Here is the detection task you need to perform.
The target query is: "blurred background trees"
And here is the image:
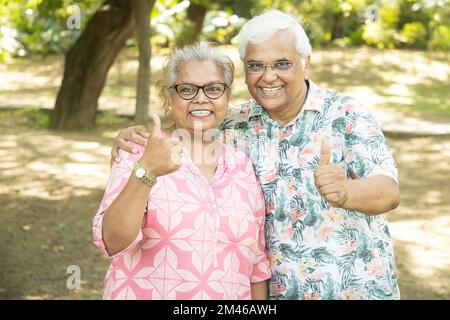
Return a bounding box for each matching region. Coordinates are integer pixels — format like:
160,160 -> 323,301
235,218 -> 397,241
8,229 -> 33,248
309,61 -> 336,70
2,0 -> 448,58
0,0 -> 449,129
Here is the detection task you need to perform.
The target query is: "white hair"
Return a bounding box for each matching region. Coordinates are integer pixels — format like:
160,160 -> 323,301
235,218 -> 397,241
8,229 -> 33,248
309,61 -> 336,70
166,41 -> 234,91
237,10 -> 312,68
160,41 -> 234,113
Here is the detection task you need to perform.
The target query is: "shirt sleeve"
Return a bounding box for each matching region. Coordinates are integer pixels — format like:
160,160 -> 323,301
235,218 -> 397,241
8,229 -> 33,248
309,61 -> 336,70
218,103 -> 252,154
343,98 -> 398,184
92,144 -> 146,259
246,158 -> 272,283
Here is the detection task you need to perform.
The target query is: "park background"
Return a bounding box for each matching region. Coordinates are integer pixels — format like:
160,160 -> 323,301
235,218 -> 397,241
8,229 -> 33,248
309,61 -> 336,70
0,0 -> 449,299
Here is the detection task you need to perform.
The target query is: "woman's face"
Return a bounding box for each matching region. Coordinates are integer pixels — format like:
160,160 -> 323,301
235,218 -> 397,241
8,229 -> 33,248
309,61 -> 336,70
170,60 -> 229,137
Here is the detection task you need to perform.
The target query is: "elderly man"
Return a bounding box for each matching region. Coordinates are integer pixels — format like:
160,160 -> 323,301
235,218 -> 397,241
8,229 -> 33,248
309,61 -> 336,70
110,10 -> 400,300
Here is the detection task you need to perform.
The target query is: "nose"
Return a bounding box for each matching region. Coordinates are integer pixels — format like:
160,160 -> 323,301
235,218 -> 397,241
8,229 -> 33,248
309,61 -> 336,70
261,66 -> 277,83
193,88 -> 209,103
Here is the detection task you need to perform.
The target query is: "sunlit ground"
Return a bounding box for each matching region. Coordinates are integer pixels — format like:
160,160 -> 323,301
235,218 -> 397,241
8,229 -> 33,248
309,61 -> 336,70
0,46 -> 448,121
0,47 -> 449,299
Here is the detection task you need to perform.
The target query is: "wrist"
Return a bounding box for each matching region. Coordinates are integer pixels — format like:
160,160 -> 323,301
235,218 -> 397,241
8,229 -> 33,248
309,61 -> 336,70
342,179 -> 357,210
133,162 -> 158,187
139,158 -> 159,178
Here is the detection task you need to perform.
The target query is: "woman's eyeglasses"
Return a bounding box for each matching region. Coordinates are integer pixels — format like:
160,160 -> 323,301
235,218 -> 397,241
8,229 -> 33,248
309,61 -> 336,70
245,60 -> 294,74
172,83 -> 228,100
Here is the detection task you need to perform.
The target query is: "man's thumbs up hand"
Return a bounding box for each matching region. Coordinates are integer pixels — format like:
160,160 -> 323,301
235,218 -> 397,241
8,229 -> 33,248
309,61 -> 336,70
319,139 -> 331,166
314,138 -> 349,208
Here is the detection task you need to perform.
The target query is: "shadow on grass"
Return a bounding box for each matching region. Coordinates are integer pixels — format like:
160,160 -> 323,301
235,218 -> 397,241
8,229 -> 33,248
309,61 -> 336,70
0,192 -> 109,300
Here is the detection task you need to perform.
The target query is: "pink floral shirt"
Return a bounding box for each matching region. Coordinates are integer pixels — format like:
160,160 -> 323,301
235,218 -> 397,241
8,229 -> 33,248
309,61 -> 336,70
93,142 -> 271,300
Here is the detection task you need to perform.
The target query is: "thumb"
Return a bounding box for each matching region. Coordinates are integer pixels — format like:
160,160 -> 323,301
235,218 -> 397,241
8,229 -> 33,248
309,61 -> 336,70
319,139 -> 331,166
149,113 -> 161,139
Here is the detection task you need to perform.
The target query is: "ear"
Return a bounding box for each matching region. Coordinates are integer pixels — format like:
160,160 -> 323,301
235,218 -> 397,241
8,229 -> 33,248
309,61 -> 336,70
304,55 -> 311,80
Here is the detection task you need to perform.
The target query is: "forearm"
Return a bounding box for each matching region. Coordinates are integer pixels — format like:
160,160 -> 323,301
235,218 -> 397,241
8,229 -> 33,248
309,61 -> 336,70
343,175 -> 400,215
102,176 -> 151,256
251,280 -> 268,300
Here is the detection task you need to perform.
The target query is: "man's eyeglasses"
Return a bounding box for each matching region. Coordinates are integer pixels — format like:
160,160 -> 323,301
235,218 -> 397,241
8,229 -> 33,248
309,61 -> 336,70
171,83 -> 228,100
245,61 -> 294,74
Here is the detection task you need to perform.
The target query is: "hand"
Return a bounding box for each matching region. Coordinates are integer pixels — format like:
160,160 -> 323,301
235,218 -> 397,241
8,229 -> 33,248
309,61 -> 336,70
314,139 -> 349,208
139,113 -> 183,178
110,125 -> 150,167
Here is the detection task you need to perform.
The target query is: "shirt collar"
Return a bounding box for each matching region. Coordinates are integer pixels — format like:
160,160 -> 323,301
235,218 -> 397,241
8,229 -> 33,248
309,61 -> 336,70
301,79 -> 324,114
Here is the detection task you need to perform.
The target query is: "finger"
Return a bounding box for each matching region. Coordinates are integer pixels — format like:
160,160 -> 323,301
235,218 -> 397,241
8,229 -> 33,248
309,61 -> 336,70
314,166 -> 336,178
111,141 -> 121,165
136,125 -> 150,138
325,192 -> 347,208
150,113 -> 162,138
315,179 -> 335,191
131,133 -> 148,146
117,138 -> 136,154
319,139 -> 331,166
324,192 -> 341,204
319,184 -> 343,196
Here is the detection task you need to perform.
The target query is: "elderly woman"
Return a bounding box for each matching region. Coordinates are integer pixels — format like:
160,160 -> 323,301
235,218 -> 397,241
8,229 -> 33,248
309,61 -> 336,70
92,41 -> 271,300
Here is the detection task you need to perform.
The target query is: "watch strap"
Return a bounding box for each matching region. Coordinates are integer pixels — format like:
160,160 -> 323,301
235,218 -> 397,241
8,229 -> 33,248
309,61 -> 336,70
133,162 -> 157,188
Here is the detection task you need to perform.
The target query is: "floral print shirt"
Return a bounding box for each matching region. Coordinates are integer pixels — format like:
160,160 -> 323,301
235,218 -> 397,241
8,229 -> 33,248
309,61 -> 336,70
219,80 -> 400,300
93,143 -> 271,300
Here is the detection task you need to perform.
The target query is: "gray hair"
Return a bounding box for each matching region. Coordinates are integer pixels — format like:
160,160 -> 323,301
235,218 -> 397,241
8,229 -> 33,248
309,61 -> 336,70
161,41 -> 234,113
237,10 -> 312,68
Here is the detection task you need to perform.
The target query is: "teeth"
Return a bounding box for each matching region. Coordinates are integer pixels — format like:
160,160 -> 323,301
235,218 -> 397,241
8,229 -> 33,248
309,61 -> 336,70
262,86 -> 283,93
190,110 -> 212,116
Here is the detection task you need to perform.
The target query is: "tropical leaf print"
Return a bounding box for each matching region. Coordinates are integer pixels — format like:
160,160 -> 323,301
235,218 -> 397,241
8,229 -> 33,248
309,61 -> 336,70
312,247 -> 337,265
219,81 -> 400,300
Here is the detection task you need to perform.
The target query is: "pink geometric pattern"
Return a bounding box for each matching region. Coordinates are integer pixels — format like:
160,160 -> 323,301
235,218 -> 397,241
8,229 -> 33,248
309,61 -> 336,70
93,142 -> 271,300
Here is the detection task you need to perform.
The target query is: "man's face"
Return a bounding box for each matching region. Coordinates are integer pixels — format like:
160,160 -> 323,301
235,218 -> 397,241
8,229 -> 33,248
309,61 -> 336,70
244,30 -> 308,120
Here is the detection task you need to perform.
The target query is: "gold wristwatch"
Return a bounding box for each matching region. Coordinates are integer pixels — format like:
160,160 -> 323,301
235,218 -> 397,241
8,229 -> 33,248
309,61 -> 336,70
133,162 -> 157,188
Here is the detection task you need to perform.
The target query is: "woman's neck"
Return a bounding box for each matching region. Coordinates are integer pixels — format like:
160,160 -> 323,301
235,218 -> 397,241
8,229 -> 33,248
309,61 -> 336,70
188,136 -> 222,166
168,126 -> 222,165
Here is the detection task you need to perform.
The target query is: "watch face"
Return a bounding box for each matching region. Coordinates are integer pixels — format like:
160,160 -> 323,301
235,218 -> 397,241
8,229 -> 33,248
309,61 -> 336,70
135,167 -> 145,178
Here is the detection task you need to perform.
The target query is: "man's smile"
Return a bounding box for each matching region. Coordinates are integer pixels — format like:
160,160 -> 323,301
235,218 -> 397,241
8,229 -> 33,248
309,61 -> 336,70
260,85 -> 285,96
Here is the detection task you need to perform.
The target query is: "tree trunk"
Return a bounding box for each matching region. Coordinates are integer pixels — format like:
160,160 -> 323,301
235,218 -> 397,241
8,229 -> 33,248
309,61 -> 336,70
50,0 -> 136,130
187,2 -> 208,43
134,0 -> 156,126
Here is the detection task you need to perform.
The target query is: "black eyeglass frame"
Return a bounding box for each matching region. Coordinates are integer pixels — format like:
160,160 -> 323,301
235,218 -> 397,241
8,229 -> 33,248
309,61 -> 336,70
171,83 -> 229,100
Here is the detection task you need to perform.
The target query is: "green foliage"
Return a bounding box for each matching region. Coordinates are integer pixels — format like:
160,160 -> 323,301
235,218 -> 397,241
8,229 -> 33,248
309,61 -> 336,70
2,107 -> 50,129
429,24 -> 450,51
380,1 -> 400,28
1,0 -> 101,57
348,28 -> 365,45
2,0 -> 448,56
399,22 -> 427,48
